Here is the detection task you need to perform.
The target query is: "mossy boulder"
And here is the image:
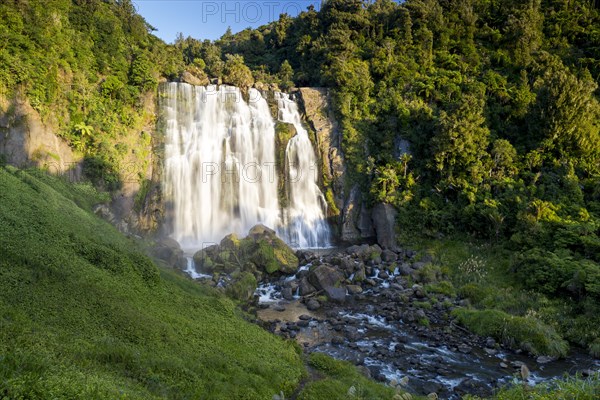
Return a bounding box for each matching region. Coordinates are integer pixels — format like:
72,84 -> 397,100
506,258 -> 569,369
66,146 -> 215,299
192,225 -> 298,278
226,271 -> 258,301
246,225 -> 299,275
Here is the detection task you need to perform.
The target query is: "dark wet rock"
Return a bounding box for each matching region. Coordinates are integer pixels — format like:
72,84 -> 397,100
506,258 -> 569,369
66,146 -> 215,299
308,264 -> 346,303
324,286 -> 347,303
365,279 -> 377,286
345,326 -> 362,342
347,284 -> 363,295
382,249 -> 397,262
454,378 -> 493,398
536,356 -> 556,364
582,369 -> 598,377
282,287 -> 294,300
297,320 -> 310,328
296,250 -> 316,264
458,344 -> 473,354
485,348 -> 498,356
398,263 -> 413,276
299,314 -> 312,321
353,266 -> 366,283
299,277 -> 317,296
273,305 -> 286,312
153,238 -> 186,268
346,243 -> 371,257
306,299 -> 321,311
485,337 -> 497,348
378,270 -> 390,280
423,381 -> 443,394
332,336 -> 345,345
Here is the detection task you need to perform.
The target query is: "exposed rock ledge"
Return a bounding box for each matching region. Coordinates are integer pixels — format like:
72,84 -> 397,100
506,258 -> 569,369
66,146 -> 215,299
0,98 -> 81,178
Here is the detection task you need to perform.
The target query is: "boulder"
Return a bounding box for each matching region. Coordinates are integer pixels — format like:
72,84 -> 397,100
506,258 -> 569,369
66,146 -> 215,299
225,271 -> 257,302
193,225 -> 298,276
382,249 -> 397,263
299,277 -> 317,296
372,203 -> 399,251
308,264 -> 346,303
153,238 -> 185,268
306,299 -> 321,311
346,284 -> 363,295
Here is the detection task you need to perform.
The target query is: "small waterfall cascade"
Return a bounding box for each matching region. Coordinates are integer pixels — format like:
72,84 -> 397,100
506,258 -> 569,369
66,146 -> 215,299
162,83 -> 280,248
276,92 -> 331,248
161,82 -> 330,249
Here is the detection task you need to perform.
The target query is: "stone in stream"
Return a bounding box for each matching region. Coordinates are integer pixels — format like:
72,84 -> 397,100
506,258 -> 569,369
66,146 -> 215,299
331,336 -> 345,345
378,270 -> 390,279
299,277 -> 317,296
346,284 -> 363,295
306,299 -> 321,311
536,355 -> 556,364
307,264 -> 347,303
282,287 -> 294,301
382,249 -> 397,262
458,344 -> 473,354
398,263 -> 413,276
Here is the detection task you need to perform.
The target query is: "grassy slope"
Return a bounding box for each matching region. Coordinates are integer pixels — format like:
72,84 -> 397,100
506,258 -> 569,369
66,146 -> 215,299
0,167 -> 304,399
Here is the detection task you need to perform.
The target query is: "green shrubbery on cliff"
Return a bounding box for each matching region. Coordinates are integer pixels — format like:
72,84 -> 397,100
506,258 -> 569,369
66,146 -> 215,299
0,0 -> 183,189
215,0 -> 600,355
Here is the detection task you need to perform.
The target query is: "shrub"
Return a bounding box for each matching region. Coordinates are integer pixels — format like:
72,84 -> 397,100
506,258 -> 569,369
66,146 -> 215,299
452,308 -> 569,357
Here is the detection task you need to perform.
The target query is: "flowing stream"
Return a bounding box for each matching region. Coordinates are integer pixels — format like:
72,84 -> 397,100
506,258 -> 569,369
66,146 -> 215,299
161,83 -> 330,249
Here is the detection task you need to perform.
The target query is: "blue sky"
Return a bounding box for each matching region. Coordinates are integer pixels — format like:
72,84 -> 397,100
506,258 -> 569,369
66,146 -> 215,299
134,1 -> 322,43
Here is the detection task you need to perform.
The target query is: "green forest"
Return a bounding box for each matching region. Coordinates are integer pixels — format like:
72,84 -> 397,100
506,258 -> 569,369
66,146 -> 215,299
175,0 -> 600,357
1,0 -> 600,398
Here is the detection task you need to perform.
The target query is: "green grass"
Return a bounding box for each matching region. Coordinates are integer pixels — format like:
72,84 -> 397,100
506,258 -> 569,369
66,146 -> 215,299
402,234 -> 600,356
452,308 -> 569,357
297,353 -> 399,400
0,167 -> 305,399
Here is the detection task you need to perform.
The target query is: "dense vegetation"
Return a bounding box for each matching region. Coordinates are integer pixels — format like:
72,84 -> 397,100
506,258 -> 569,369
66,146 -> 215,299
187,0 -> 600,357
1,0 -> 600,397
0,0 -> 183,189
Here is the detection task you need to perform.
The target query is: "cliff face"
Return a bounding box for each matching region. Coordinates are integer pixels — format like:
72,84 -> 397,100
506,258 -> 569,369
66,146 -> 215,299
0,97 -> 81,178
0,93 -> 161,237
297,88 -> 374,242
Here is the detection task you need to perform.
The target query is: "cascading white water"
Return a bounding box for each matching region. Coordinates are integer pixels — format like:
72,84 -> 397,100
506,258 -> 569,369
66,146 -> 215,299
276,92 -> 331,248
161,82 -> 330,249
162,83 -> 280,248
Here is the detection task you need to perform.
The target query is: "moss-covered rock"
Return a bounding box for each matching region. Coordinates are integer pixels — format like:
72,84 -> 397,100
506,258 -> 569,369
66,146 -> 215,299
193,225 -> 298,280
226,271 -> 258,301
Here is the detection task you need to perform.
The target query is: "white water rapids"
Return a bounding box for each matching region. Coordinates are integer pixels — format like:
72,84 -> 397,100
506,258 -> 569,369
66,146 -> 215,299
161,83 -> 330,249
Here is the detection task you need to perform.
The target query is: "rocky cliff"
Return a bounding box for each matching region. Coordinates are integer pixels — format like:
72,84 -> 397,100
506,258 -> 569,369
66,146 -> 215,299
0,96 -> 81,178
297,87 -> 375,243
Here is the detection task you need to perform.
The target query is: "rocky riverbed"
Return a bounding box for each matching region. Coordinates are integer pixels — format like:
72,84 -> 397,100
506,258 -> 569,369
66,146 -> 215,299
252,245 -> 600,399
156,227 -> 599,399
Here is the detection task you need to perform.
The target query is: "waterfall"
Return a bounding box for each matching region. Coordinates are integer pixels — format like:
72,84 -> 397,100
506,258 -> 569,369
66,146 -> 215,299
276,92 -> 331,248
161,82 -> 330,249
